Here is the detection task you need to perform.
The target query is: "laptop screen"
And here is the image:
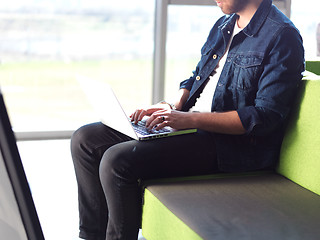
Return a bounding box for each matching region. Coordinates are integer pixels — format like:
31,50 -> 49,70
0,89 -> 44,240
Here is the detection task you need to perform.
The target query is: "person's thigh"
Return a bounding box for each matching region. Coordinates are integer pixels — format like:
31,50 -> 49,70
71,122 -> 133,166
103,129 -> 218,181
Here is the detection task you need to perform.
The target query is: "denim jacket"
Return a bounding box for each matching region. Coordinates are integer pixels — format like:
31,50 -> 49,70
180,0 -> 304,171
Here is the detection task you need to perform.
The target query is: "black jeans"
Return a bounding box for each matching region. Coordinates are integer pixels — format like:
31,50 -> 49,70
71,122 -> 218,240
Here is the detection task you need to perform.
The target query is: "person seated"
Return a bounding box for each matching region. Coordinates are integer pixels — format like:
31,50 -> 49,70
71,0 -> 304,239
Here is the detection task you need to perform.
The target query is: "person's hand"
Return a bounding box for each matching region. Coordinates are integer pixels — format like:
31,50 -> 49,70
145,109 -> 194,130
130,104 -> 171,124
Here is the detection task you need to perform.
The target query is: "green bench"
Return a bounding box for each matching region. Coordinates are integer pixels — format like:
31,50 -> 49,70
141,67 -> 320,239
306,61 -> 320,75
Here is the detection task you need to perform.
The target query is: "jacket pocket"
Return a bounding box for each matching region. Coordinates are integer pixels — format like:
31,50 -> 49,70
233,54 -> 263,90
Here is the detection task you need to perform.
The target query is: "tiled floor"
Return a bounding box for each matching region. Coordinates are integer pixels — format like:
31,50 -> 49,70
17,139 -> 147,240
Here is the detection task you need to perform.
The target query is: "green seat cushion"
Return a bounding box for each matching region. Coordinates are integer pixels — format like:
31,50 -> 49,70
142,174 -> 320,240
305,61 -> 320,75
142,189 -> 202,240
277,79 -> 320,195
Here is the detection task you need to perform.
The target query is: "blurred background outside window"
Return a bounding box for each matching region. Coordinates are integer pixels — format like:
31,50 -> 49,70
0,0 -> 319,132
0,0 -> 154,132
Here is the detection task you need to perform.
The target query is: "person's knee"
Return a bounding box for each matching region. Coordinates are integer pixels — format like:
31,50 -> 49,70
71,125 -> 88,155
99,144 -> 135,185
70,123 -> 100,162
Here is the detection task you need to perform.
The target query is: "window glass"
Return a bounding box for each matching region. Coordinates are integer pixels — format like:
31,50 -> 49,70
290,0 -> 320,58
165,5 -> 223,102
0,0 -> 154,131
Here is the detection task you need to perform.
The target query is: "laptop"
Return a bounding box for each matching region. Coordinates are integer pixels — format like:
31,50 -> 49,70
0,89 -> 45,240
77,76 -> 197,141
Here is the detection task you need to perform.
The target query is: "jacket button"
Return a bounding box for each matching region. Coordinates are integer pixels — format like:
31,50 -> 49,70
213,54 -> 217,59
196,76 -> 201,81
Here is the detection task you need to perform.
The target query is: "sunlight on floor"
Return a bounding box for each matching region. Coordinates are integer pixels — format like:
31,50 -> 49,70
17,139 -> 147,240
17,140 -> 79,240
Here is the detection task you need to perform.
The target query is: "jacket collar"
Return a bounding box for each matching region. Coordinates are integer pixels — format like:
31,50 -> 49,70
219,0 -> 272,37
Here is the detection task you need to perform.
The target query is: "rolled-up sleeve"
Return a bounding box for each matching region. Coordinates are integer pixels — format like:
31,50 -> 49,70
237,26 -> 304,136
180,66 -> 199,90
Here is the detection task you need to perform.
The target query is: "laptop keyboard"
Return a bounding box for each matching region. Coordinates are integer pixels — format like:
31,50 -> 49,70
131,119 -> 171,136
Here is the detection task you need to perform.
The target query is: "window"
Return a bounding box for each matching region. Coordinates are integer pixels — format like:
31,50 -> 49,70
165,5 -> 223,101
291,0 -> 320,58
0,0 -> 154,132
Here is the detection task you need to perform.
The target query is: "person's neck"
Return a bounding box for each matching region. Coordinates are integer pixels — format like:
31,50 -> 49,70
236,0 -> 263,29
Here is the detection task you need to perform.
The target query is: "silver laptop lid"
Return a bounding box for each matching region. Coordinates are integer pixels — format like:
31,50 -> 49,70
77,76 -> 138,140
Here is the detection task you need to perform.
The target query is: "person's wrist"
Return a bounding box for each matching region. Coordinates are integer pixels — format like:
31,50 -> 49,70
158,101 -> 177,110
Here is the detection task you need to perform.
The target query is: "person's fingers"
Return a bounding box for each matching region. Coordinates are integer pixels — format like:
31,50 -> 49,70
147,115 -> 166,130
137,110 -> 147,122
131,109 -> 142,123
154,116 -> 169,130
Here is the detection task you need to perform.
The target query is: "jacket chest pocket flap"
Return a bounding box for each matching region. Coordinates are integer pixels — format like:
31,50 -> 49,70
232,54 -> 264,90
233,54 -> 263,68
